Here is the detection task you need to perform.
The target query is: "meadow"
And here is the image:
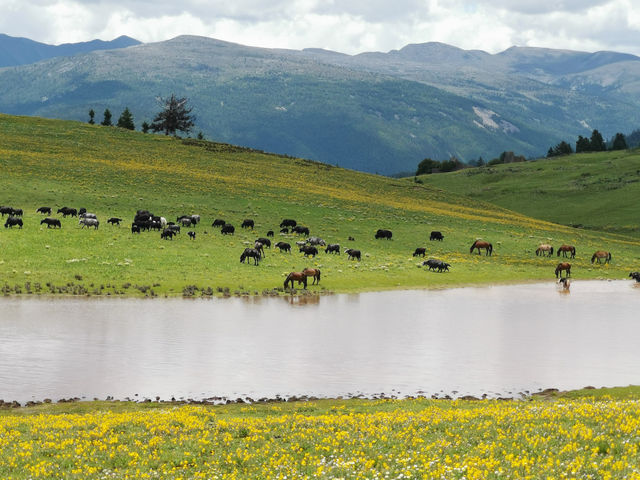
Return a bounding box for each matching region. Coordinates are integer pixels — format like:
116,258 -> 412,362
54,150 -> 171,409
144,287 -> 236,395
1,387 -> 640,479
418,150 -> 640,236
0,114 -> 639,296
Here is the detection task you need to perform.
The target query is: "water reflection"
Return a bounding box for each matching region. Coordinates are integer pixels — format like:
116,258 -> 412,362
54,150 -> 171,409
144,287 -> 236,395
0,280 -> 638,403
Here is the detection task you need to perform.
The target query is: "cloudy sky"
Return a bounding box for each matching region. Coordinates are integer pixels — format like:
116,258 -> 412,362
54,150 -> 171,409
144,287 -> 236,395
2,0 -> 639,55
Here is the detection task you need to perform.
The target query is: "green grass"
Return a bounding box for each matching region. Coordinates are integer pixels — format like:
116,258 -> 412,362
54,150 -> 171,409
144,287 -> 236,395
1,114 -> 639,297
418,150 -> 640,236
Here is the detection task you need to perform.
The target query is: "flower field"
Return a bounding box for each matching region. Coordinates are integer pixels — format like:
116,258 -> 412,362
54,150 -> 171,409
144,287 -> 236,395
0,114 -> 639,296
1,390 -> 640,479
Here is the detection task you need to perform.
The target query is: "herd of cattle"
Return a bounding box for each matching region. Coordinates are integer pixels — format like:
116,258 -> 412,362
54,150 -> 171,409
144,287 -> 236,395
2,205 -> 638,289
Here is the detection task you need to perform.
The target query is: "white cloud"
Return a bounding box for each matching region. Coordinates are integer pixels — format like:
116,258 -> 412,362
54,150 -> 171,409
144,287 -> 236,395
0,0 -> 638,56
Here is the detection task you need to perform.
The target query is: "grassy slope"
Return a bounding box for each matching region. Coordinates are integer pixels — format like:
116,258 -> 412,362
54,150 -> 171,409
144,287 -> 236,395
0,114 -> 639,297
418,150 -> 640,236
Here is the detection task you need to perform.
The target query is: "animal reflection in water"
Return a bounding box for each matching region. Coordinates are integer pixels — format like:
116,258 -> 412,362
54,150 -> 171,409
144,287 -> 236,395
557,277 -> 571,292
630,272 -> 640,283
555,262 -> 571,278
470,239 -> 492,256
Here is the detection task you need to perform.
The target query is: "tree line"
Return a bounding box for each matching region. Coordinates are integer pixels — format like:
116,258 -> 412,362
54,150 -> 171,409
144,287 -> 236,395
546,129 -> 628,157
87,94 -> 198,137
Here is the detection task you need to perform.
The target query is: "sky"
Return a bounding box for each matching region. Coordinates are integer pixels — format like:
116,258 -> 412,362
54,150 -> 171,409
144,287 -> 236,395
1,0 -> 640,56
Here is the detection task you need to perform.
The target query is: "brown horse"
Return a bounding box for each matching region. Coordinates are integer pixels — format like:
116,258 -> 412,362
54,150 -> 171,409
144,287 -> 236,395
557,244 -> 575,258
555,262 -> 571,278
536,244 -> 554,256
284,271 -> 307,289
470,240 -> 492,256
302,267 -> 321,285
591,251 -> 611,264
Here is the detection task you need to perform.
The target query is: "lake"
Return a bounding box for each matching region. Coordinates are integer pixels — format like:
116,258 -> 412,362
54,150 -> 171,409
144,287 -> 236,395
0,280 -> 638,403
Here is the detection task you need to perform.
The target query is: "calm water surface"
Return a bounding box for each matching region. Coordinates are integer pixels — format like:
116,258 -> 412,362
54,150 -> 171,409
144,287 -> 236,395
0,281 -> 639,403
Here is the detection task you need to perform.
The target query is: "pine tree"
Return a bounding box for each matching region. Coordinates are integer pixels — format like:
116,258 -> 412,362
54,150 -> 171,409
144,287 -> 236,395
101,109 -> 112,127
88,109 -> 95,125
611,132 -> 627,151
116,107 -> 135,130
141,121 -> 150,133
590,129 -> 606,151
150,94 -> 195,136
576,135 -> 590,153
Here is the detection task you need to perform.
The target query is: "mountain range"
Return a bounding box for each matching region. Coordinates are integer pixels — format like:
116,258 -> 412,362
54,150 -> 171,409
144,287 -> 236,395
0,34 -> 639,174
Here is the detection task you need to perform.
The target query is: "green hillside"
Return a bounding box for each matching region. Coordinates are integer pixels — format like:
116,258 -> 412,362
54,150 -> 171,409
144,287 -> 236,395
0,115 -> 638,297
417,150 -> 640,236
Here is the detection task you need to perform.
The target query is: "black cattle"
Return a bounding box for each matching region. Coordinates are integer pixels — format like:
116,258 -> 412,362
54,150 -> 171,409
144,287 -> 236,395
188,231 -> 196,240
280,219 -> 297,228
430,231 -> 444,241
267,230 -> 274,237
292,225 -> 310,236
275,241 -> 291,253
107,217 -> 122,226
413,247 -> 426,257
4,216 -> 23,228
375,229 -> 392,240
254,242 -> 265,258
137,209 -> 152,216
240,248 -> 261,265
280,227 -> 289,234
299,245 -> 318,257
57,207 -> 77,217
256,237 -> 271,248
161,229 -> 175,240
167,224 -> 181,234
0,206 -> 13,216
149,221 -> 163,231
135,213 -> 152,223
179,217 -> 193,227
345,248 -> 361,261
79,212 -> 97,220
212,219 -> 226,227
37,207 -> 52,215
325,244 -> 340,254
630,272 -> 640,282
348,236 -> 355,241
221,224 -> 235,235
40,217 -> 61,228
424,259 -> 450,272
241,219 -> 255,229
11,208 -> 23,217
131,223 -> 141,234
78,208 -> 87,216
307,236 -> 326,246
133,220 -> 151,231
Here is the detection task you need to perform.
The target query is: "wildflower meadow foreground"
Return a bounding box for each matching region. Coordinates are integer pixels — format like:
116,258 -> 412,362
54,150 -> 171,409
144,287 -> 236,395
1,391 -> 639,479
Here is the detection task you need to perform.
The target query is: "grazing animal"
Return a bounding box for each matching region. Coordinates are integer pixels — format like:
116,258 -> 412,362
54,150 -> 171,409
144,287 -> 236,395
348,236 -> 355,241
188,231 -> 196,240
221,224 -> 235,235
107,217 -> 122,226
79,218 -> 99,229
256,237 -> 271,248
591,251 -> 611,264
325,244 -> 340,254
267,230 -> 274,237
555,262 -> 571,278
240,248 -> 261,265
79,212 -> 97,220
284,271 -> 307,289
167,224 -> 181,234
275,241 -> 291,253
57,207 -> 77,217
11,208 -> 23,217
536,244 -> 554,257
424,259 -> 450,272
413,247 -> 426,257
292,225 -> 310,236
78,208 -> 87,216
557,245 -> 576,258
212,219 -> 226,227
36,207 -> 52,215
430,231 -> 444,241
307,236 -> 326,246
190,215 -> 200,224
280,227 -> 289,234
0,206 -> 13,216
299,245 -> 318,257
470,239 -> 493,256
280,219 -> 297,228
131,223 -> 141,234
241,219 -> 255,229
40,217 -> 61,228
179,217 -> 193,227
629,272 -> 640,282
4,216 -> 23,228
375,229 -> 393,239
254,242 -> 265,258
159,227 -> 169,238
345,248 -> 361,261
302,267 -> 321,285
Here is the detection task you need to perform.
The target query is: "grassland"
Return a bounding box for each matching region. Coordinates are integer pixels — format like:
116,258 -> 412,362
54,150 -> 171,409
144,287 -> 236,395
1,387 -> 640,479
0,114 -> 639,297
418,150 -> 640,236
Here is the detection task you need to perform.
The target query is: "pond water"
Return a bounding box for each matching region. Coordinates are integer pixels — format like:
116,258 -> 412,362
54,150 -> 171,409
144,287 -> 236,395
0,281 -> 639,403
